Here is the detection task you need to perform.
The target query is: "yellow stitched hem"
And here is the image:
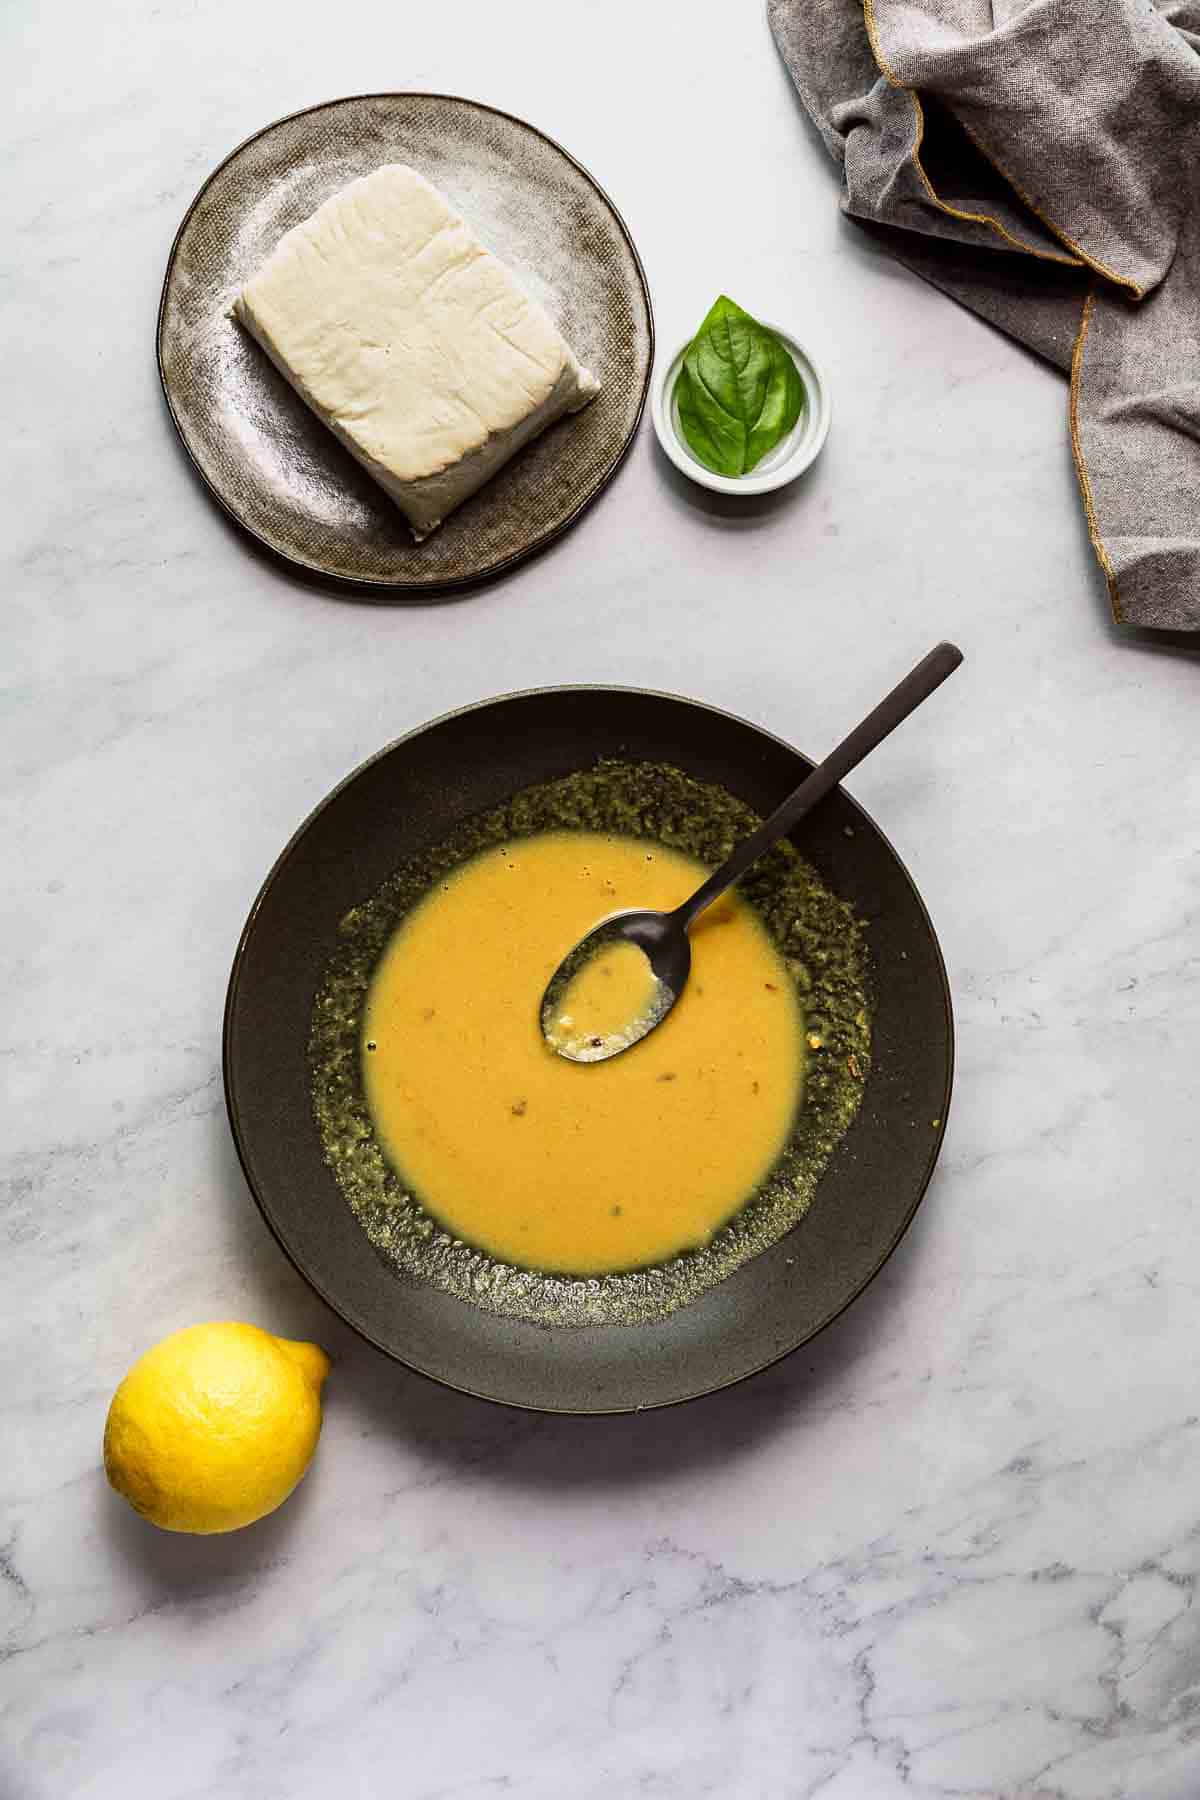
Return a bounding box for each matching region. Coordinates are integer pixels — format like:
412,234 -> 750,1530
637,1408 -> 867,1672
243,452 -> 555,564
907,93 -> 1081,270
1069,289 -> 1123,622
862,0 -> 899,78
956,115 -> 1143,299
861,0 -> 1143,298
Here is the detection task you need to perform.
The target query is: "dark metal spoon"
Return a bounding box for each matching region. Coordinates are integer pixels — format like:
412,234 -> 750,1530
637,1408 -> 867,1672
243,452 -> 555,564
541,641 -> 963,1063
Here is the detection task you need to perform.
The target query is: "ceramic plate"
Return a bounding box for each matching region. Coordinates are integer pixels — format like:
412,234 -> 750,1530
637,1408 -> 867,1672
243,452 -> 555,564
224,688 -> 954,1413
158,95 -> 653,594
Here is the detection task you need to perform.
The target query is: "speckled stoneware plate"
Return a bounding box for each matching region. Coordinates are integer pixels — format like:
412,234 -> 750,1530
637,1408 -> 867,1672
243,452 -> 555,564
224,688 -> 953,1414
158,95 -> 653,594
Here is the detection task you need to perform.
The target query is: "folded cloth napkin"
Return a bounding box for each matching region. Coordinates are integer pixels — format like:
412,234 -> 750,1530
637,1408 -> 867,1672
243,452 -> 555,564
770,0 -> 1200,630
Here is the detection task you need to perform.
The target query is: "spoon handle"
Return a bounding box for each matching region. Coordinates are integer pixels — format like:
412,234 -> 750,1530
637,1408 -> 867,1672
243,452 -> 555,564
674,640 -> 963,930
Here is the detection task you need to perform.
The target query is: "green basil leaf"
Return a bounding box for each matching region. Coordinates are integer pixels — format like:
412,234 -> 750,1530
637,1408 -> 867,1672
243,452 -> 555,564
675,295 -> 805,477
675,365 -> 740,477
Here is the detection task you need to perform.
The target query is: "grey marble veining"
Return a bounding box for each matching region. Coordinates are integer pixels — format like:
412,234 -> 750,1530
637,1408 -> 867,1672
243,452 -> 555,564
5,1 -> 1200,1795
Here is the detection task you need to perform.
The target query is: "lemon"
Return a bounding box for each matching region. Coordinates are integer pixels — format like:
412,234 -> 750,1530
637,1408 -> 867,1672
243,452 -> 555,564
103,1322 -> 330,1534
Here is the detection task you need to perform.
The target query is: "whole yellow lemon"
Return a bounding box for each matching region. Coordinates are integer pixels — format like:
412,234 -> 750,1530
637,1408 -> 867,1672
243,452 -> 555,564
104,1322 -> 330,1533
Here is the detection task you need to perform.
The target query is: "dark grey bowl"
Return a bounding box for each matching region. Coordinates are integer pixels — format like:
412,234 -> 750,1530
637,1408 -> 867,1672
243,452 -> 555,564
224,688 -> 953,1413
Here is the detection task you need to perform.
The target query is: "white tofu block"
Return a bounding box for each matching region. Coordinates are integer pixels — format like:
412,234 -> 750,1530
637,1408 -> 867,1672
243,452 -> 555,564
233,164 -> 600,538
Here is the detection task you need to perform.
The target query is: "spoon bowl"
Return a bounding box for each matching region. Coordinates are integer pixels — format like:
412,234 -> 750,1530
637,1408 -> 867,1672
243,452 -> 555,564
540,641 -> 963,1063
539,907 -> 691,1061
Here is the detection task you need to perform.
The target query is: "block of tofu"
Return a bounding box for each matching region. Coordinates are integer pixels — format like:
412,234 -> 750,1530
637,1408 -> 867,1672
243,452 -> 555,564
233,165 -> 601,539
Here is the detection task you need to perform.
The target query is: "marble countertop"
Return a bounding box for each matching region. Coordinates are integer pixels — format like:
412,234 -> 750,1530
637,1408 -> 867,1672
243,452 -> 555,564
6,3 -> 1200,1795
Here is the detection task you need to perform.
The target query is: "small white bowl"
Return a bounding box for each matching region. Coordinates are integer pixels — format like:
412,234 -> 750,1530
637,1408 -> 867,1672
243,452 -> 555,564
651,321 -> 831,496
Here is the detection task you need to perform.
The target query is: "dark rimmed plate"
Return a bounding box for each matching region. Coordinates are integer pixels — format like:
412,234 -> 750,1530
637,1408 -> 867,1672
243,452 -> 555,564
224,688 -> 953,1413
158,95 -> 653,595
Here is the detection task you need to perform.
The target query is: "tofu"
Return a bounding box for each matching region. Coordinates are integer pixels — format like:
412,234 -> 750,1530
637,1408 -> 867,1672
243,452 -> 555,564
233,164 -> 600,539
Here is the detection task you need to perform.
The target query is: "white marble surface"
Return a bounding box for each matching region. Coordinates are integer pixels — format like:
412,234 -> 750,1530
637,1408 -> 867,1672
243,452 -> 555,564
5,2 -> 1200,1795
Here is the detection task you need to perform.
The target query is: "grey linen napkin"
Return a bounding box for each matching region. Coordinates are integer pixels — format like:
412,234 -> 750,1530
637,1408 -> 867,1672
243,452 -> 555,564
769,0 -> 1200,631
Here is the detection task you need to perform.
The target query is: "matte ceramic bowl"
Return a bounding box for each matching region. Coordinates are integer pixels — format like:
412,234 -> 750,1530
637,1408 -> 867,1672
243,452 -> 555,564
224,687 -> 951,1414
652,323 -> 831,495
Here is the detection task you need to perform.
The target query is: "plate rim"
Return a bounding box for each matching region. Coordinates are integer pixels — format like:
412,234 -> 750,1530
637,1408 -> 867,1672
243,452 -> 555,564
157,92 -> 655,597
223,684 -> 955,1413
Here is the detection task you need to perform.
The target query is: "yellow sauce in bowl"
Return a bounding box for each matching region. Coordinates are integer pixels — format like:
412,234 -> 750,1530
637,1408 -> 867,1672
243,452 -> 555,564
361,831 -> 805,1274
544,937 -> 667,1061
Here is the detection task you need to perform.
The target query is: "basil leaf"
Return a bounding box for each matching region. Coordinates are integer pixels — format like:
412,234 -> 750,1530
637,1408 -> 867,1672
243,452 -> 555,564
675,295 -> 804,477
